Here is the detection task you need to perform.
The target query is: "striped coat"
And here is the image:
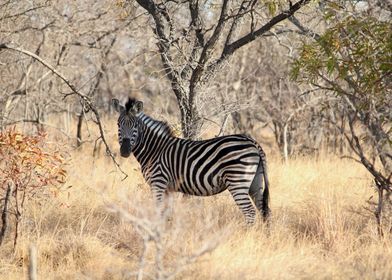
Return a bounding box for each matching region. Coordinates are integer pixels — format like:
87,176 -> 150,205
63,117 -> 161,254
113,98 -> 270,223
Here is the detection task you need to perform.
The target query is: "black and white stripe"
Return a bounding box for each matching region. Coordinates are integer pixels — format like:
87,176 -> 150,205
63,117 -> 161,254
112,98 -> 270,223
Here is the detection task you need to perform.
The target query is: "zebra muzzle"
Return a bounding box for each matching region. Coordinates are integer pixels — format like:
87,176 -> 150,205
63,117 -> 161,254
120,138 -> 132,157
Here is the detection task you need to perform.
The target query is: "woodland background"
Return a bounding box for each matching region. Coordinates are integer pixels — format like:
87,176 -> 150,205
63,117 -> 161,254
0,0 -> 391,279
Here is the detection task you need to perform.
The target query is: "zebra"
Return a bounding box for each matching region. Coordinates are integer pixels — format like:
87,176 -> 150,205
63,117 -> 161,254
112,97 -> 270,224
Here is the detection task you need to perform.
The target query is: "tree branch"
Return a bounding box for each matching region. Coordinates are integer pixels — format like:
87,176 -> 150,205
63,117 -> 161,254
189,0 -> 229,96
213,0 -> 311,68
180,0 -> 204,79
135,0 -> 187,104
340,113 -> 392,192
289,15 -> 320,40
0,43 -> 128,179
0,5 -> 47,21
224,0 -> 255,48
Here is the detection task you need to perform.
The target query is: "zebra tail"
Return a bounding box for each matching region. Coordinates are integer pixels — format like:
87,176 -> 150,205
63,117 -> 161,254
244,134 -> 271,220
261,164 -> 271,220
260,152 -> 270,220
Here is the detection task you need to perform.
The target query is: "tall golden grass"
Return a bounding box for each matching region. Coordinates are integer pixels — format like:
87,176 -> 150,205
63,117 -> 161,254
0,121 -> 391,279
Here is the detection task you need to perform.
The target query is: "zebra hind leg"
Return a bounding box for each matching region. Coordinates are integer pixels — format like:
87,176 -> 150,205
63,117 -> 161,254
249,171 -> 264,218
228,186 -> 256,225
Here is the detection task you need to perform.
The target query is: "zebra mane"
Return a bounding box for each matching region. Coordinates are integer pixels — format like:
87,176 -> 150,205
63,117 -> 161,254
125,97 -> 138,113
141,114 -> 175,137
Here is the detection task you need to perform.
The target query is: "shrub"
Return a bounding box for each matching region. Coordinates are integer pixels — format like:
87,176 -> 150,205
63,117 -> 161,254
0,128 -> 67,247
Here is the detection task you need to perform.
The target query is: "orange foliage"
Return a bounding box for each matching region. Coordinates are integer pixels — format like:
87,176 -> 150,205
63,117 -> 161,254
0,127 -> 67,200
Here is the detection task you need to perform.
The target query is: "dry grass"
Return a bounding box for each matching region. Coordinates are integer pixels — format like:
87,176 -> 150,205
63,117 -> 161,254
1,126 -> 391,279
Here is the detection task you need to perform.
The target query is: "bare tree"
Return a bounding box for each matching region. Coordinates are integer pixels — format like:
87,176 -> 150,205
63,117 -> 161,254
130,0 -> 311,138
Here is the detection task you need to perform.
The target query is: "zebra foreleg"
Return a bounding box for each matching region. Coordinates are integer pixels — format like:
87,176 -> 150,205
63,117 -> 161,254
228,186 -> 256,225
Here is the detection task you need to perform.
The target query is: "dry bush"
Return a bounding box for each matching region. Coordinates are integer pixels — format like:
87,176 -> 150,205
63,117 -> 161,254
109,194 -> 229,280
0,128 -> 67,247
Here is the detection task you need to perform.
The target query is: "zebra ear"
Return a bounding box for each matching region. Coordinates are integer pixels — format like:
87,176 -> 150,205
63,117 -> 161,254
111,98 -> 125,113
133,101 -> 143,115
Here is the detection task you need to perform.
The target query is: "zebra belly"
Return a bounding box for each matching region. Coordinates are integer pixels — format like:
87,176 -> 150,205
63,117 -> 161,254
173,163 -> 258,196
172,179 -> 226,196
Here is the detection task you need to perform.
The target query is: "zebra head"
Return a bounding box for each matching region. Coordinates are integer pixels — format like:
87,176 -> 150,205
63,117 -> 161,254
112,98 -> 144,158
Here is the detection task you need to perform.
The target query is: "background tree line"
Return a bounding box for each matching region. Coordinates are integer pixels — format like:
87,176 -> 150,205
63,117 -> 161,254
0,0 -> 339,156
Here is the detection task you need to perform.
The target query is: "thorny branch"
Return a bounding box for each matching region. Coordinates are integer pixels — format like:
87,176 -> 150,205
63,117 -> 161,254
0,43 -> 128,179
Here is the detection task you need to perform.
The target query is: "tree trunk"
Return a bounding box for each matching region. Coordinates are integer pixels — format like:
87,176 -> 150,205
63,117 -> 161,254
375,185 -> 384,237
178,98 -> 202,139
0,183 -> 13,246
283,121 -> 290,163
368,120 -> 392,175
76,112 -> 83,147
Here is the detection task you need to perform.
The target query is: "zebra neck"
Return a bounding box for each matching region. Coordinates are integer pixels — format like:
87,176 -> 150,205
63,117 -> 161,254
133,114 -> 173,168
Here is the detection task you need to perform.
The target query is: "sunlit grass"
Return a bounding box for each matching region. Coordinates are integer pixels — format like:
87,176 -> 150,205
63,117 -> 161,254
1,124 -> 390,279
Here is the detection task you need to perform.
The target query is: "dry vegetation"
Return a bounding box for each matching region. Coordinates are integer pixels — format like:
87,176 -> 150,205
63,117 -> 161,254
1,1 -> 391,279
0,121 -> 391,280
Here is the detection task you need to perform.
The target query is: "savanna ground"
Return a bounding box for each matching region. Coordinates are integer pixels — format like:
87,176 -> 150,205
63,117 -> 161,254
1,120 -> 391,280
